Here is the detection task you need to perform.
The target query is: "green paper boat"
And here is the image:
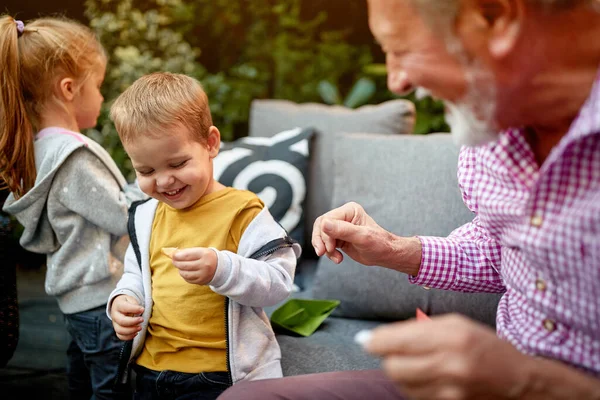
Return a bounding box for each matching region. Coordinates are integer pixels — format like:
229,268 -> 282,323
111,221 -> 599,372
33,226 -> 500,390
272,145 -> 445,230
270,298 -> 341,337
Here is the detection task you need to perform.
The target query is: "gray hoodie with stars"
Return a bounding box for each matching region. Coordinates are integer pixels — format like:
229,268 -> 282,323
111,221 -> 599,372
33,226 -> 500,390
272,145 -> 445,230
3,127 -> 146,314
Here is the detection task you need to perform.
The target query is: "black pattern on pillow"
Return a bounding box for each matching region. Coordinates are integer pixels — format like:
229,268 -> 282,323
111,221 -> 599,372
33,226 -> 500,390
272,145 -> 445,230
213,127 -> 314,247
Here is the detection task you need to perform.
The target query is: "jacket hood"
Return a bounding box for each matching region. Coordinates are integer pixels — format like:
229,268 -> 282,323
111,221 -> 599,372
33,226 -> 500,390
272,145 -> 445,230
3,132 -> 86,253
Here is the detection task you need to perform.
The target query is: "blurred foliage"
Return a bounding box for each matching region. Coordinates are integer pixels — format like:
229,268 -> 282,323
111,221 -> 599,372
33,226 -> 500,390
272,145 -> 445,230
362,63 -> 449,135
318,77 -> 377,109
84,0 -> 447,179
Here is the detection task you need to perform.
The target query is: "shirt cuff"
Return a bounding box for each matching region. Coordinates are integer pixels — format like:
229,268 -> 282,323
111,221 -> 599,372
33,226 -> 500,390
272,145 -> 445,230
208,248 -> 232,289
408,236 -> 457,290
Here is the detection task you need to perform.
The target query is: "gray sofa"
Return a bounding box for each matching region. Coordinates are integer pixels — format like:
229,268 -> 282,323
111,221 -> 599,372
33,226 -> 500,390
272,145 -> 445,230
248,99 -> 502,376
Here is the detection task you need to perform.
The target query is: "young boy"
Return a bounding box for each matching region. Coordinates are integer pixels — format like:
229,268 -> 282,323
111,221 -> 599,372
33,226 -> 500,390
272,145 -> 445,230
107,72 -> 300,400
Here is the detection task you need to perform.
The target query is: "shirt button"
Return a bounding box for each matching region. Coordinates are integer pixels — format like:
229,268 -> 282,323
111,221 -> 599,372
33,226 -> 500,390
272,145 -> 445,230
535,279 -> 547,291
543,319 -> 556,332
530,214 -> 543,227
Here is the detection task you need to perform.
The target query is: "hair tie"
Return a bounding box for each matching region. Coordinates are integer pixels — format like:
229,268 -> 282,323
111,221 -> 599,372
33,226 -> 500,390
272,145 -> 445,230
15,20 -> 24,37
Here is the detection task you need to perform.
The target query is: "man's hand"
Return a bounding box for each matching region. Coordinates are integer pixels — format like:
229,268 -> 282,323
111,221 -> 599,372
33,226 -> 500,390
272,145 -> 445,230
311,202 -> 421,275
365,314 -> 600,399
171,247 -> 218,285
110,295 -> 144,341
365,314 -> 530,400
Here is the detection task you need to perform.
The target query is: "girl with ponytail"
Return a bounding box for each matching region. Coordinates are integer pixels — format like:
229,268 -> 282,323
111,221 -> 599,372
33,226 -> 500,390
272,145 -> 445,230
0,15 -> 145,399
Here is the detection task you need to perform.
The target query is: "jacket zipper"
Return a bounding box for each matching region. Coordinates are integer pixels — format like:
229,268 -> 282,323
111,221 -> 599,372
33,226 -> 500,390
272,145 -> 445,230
113,199 -> 149,389
224,237 -> 296,385
224,297 -> 233,386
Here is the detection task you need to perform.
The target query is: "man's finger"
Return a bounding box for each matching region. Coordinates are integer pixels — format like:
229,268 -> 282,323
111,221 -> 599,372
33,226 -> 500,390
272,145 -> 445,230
321,223 -> 339,254
326,250 -> 344,264
381,354 -> 441,387
312,203 -> 364,255
322,219 -> 365,245
365,319 -> 442,356
312,217 -> 326,256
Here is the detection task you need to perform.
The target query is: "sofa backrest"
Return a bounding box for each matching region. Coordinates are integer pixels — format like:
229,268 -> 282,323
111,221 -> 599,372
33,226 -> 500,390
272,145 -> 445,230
248,99 -> 416,257
309,132 -> 501,326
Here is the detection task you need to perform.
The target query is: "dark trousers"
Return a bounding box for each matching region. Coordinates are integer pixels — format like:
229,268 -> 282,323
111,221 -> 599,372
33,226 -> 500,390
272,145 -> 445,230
64,305 -> 132,400
133,364 -> 230,400
216,370 -> 405,400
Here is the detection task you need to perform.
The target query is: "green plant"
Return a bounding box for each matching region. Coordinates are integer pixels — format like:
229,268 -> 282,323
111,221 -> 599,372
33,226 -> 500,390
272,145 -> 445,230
84,0 -> 377,178
318,77 -> 377,108
363,63 -> 449,134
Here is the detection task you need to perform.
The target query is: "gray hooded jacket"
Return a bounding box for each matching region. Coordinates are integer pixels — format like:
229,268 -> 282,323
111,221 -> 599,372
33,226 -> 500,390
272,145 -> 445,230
3,127 -> 146,314
108,197 -> 301,384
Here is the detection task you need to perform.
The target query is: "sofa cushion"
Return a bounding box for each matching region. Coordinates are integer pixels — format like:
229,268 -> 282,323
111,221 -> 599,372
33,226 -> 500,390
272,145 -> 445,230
214,127 -> 314,247
276,317 -> 382,376
249,100 -> 416,257
310,132 -> 502,326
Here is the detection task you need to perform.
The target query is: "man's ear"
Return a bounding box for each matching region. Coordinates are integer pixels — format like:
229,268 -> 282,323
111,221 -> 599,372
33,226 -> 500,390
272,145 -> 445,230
476,0 -> 523,59
206,126 -> 221,158
57,77 -> 76,102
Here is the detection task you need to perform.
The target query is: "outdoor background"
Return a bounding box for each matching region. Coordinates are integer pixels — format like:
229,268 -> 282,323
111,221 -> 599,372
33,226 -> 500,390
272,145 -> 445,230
2,0 -> 448,267
4,0 -> 447,180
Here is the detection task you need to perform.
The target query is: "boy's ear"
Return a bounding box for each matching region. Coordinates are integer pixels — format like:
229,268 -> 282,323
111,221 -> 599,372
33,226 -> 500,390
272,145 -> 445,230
57,77 -> 77,102
207,126 -> 221,158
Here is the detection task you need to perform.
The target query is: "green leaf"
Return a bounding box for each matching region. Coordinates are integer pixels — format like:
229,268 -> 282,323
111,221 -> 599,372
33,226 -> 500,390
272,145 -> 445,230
344,77 -> 376,108
362,63 -> 388,76
318,80 -> 341,105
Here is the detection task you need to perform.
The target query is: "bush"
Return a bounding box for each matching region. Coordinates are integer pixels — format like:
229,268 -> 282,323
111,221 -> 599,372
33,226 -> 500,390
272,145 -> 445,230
85,0 -> 448,179
85,0 -> 378,179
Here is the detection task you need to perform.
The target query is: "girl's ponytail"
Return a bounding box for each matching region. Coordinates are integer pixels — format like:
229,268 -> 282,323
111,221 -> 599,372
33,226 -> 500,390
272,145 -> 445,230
0,16 -> 36,199
0,15 -> 105,199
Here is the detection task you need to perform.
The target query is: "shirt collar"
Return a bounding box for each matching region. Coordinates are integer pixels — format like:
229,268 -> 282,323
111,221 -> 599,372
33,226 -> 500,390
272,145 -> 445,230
562,67 -> 600,143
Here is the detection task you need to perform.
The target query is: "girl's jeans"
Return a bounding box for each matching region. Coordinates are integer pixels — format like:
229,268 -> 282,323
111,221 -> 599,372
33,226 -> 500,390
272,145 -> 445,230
64,304 -> 132,400
133,364 -> 231,400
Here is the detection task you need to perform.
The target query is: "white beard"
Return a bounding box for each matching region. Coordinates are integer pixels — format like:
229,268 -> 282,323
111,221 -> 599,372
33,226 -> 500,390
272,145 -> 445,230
417,35 -> 500,148
415,86 -> 498,147
444,100 -> 498,147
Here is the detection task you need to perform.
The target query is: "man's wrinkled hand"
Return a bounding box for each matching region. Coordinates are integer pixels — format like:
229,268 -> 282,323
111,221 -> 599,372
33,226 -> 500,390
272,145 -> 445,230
365,314 -> 531,400
311,202 -> 390,266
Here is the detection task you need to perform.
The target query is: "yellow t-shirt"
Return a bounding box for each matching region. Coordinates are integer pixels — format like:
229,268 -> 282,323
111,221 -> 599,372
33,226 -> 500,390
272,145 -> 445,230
136,187 -> 264,373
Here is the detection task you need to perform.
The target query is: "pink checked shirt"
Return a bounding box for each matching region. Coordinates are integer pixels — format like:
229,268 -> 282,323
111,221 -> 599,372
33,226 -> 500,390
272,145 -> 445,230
411,75 -> 600,375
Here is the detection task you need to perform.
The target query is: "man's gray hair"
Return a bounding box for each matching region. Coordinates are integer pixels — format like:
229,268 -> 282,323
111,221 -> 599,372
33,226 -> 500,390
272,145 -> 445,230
412,0 -> 598,26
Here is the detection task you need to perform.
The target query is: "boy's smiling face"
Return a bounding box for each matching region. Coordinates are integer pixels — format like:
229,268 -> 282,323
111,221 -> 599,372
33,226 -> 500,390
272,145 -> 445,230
125,124 -> 222,209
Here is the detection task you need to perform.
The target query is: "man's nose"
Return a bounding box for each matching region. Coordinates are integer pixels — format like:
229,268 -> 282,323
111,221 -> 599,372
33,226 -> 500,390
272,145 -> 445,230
387,70 -> 414,96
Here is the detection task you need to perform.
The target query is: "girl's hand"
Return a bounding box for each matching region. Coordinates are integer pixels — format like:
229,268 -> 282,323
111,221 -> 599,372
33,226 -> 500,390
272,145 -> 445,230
171,247 -> 218,286
110,295 -> 144,341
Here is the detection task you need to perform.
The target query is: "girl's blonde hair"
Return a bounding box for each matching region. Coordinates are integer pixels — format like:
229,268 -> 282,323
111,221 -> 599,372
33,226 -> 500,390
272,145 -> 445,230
0,15 -> 106,198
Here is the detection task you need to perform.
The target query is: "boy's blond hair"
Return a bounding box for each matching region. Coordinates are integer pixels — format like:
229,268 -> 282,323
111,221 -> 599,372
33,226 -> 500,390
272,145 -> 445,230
110,72 -> 213,144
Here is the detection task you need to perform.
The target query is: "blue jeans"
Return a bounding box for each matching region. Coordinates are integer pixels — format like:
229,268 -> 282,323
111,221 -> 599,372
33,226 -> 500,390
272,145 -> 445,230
64,304 -> 132,400
133,365 -> 231,400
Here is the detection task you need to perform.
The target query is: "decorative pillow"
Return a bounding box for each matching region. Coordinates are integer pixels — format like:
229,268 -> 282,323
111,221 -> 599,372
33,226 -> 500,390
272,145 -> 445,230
310,132 -> 501,326
213,127 -> 314,248
248,99 -> 416,259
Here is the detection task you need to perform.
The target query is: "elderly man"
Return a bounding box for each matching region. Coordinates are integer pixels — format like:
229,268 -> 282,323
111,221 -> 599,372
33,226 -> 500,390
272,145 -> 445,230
218,0 -> 600,399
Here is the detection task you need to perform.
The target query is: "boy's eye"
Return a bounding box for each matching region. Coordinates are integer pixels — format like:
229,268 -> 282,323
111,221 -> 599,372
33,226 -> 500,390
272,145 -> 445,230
137,170 -> 154,176
171,161 -> 187,168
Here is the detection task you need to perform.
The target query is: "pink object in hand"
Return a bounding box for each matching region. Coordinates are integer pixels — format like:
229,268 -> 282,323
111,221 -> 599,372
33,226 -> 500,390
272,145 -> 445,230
416,308 -> 431,321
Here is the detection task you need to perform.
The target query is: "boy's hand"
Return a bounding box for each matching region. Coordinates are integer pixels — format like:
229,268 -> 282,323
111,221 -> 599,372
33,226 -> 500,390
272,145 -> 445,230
171,247 -> 218,285
110,295 -> 144,341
